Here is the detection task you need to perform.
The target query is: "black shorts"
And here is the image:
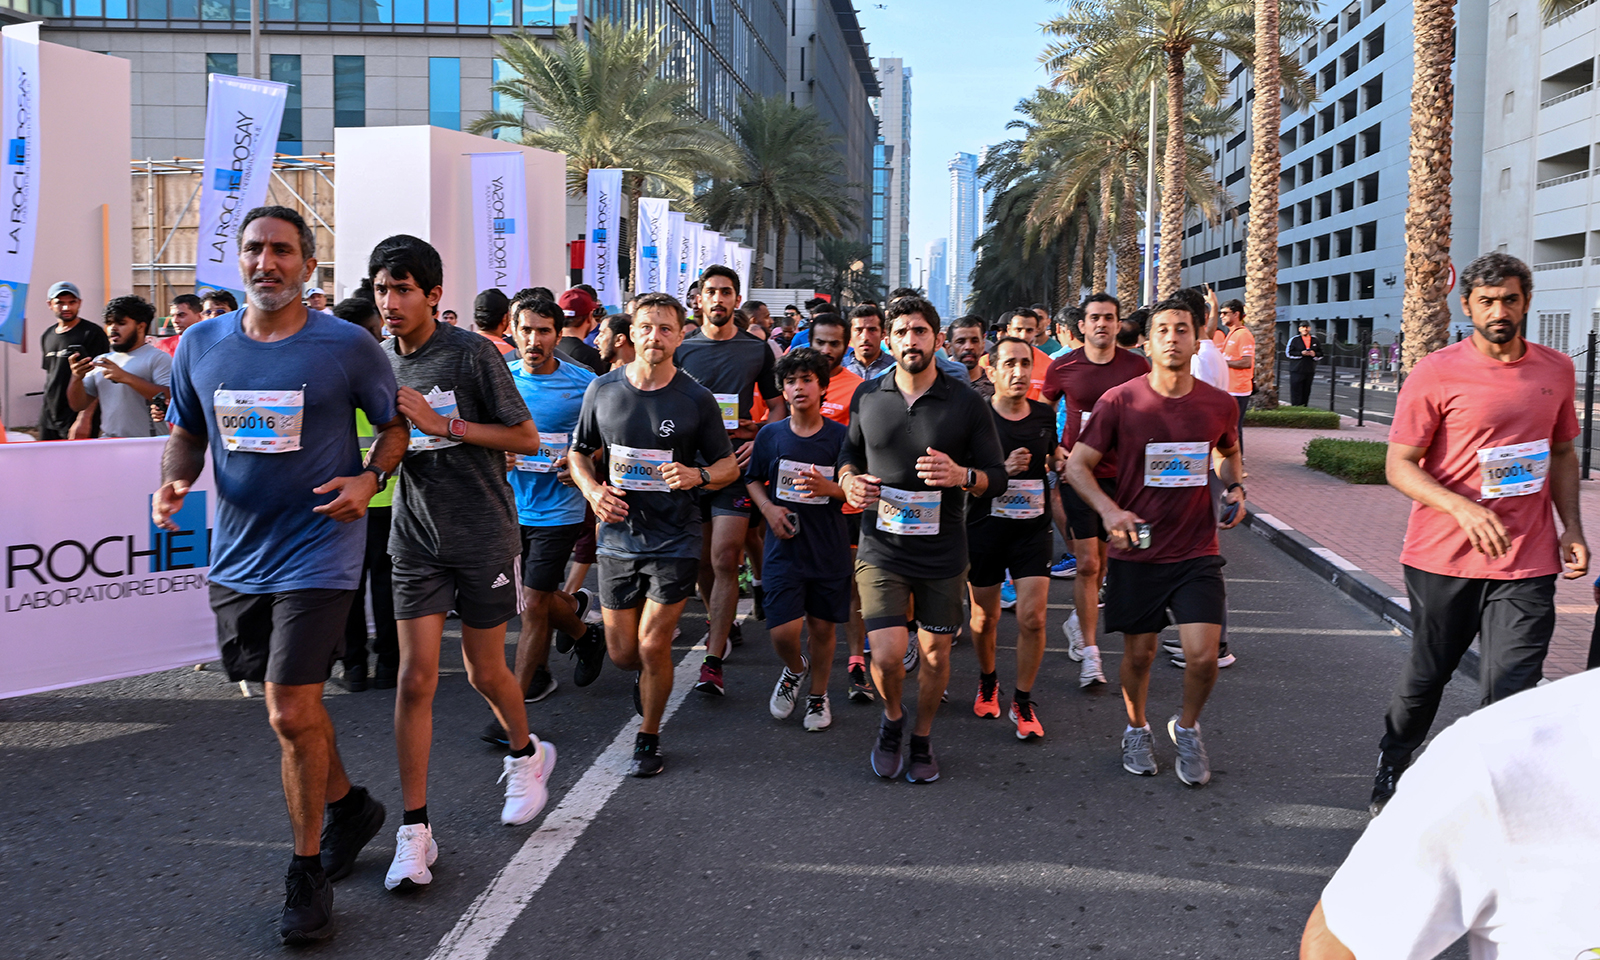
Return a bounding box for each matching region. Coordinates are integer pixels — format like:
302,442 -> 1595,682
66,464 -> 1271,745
967,522 -> 1052,587
847,511 -> 861,548
520,522 -> 587,592
570,504 -> 597,565
701,481 -> 755,521
210,584 -> 355,686
1103,555 -> 1227,635
764,573 -> 851,626
391,556 -> 522,629
1064,476 -> 1118,541
598,555 -> 700,608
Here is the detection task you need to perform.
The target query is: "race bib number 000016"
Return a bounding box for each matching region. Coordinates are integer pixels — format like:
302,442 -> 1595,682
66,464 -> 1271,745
214,389 -> 304,453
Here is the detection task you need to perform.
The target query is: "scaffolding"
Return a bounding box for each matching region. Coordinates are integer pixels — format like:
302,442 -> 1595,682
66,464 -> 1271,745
132,154 -> 337,309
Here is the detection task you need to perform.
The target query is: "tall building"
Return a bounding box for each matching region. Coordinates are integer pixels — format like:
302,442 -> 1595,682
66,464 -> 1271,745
926,238 -> 949,318
872,57 -> 911,289
947,151 -> 978,314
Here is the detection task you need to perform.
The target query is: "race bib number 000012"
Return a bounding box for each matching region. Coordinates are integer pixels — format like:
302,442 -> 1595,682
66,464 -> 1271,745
1144,442 -> 1209,488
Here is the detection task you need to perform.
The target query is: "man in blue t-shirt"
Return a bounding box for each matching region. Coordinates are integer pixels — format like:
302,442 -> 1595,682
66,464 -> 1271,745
745,348 -> 852,733
154,206 -> 406,944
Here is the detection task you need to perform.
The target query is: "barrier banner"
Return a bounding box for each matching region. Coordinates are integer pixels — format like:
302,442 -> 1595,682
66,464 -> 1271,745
195,73 -> 287,301
669,212 -> 689,302
583,168 -> 623,312
634,197 -> 671,295
730,245 -> 752,297
700,229 -> 722,271
0,23 -> 41,346
684,222 -> 705,297
469,152 -> 530,298
1,438 -> 219,699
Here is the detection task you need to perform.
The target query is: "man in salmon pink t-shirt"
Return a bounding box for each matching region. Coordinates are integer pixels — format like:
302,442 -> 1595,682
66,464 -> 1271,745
1369,252 -> 1588,818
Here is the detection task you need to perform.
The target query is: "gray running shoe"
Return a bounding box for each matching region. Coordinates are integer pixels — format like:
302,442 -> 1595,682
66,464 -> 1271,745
1167,716 -> 1211,786
905,741 -> 940,784
1121,725 -> 1158,776
870,714 -> 906,779
769,661 -> 807,719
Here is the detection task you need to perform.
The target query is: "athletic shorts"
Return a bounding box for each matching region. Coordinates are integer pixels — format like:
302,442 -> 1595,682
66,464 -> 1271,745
1064,476 -> 1118,541
391,556 -> 522,629
597,555 -> 700,608
570,505 -> 597,565
1103,555 -> 1226,635
855,560 -> 968,635
967,522 -> 1052,587
210,584 -> 354,686
520,522 -> 586,593
764,573 -> 851,626
847,511 -> 861,548
701,480 -> 756,521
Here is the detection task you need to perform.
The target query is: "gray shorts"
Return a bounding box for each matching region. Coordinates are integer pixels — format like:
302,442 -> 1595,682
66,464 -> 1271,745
391,556 -> 522,629
210,584 -> 355,686
597,555 -> 700,609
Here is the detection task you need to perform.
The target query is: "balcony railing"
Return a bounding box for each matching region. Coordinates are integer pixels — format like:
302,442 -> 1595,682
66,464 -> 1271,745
1537,170 -> 1591,189
1534,258 -> 1585,271
1545,0 -> 1597,24
1541,82 -> 1593,108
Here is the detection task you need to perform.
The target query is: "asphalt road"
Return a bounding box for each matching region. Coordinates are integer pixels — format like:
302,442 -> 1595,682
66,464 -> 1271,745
0,527 -> 1478,960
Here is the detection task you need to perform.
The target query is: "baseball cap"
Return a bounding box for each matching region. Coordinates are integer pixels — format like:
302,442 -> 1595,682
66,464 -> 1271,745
557,288 -> 598,320
303,284 -> 323,297
47,281 -> 81,300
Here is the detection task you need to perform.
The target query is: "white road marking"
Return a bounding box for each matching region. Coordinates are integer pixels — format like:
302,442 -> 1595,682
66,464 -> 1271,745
427,645 -> 705,960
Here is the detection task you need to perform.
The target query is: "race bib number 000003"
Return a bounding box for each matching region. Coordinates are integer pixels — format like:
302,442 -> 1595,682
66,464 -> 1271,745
876,485 -> 941,535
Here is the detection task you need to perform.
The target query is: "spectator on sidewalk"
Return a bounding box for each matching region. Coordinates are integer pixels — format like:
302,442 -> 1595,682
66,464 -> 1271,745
66,296 -> 172,439
1285,320 -> 1322,407
1220,298 -> 1255,452
1370,251 -> 1588,817
557,288 -> 607,375
441,308 -> 458,326
39,281 -> 109,440
304,286 -> 328,313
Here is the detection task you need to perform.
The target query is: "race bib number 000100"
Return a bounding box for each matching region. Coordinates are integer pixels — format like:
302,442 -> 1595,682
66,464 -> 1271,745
777,459 -> 834,504
514,432 -> 569,473
714,393 -> 739,430
1478,438 -> 1550,499
1144,441 -> 1209,488
609,444 -> 672,492
991,478 -> 1045,519
409,388 -> 461,452
214,389 -> 304,453
876,485 -> 941,535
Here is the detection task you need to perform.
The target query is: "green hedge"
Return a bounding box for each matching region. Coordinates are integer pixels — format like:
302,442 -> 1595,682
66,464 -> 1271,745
1304,438 -> 1388,484
1245,406 -> 1342,429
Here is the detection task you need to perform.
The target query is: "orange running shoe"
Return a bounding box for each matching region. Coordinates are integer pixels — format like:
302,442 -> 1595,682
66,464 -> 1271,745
1010,700 -> 1043,740
973,682 -> 1000,718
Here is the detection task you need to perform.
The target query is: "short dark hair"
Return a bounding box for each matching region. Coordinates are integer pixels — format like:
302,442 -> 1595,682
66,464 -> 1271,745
886,295 -> 940,330
1173,288 -> 1207,326
804,297 -> 830,312
512,297 -> 562,328
947,315 -> 987,340
887,287 -> 921,302
633,292 -> 687,327
1054,305 -> 1084,340
784,304 -> 802,313
731,308 -> 750,331
997,310 -> 1018,329
1297,320 -> 1311,328
474,288 -> 510,330
1460,252 -> 1534,298
775,347 -> 832,392
575,283 -> 599,299
170,293 -> 204,313
987,335 -> 1034,367
513,286 -> 555,303
743,299 -> 766,313
1123,308 -> 1149,335
104,295 -> 156,329
603,313 -> 632,340
368,234 -> 444,295
1082,292 -> 1121,316
809,313 -> 848,338
849,303 -> 885,326
1149,296 -> 1200,331
700,264 -> 740,295
201,289 -> 238,311
239,205 -> 315,260
1222,299 -> 1245,316
332,296 -> 380,325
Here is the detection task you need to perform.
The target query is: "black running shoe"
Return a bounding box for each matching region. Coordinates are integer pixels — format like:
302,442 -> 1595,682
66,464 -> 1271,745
752,583 -> 766,621
279,861 -> 334,944
372,660 -> 397,689
339,661 -> 368,693
573,625 -> 606,687
728,621 -> 744,648
556,592 -> 591,654
630,736 -> 664,777
320,787 -> 386,883
1369,753 -> 1409,817
481,720 -> 510,747
524,665 -> 558,703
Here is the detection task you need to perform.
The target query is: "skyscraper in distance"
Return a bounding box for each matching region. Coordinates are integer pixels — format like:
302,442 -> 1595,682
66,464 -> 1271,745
947,152 -> 978,315
926,238 -> 950,319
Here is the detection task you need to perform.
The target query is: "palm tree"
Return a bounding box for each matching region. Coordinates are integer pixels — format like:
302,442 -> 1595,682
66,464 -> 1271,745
697,94 -> 860,288
1398,0 -> 1456,371
800,238 -> 883,307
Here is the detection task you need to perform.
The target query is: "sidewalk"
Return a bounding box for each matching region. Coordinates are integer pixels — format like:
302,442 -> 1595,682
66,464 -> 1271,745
1239,421 -> 1596,679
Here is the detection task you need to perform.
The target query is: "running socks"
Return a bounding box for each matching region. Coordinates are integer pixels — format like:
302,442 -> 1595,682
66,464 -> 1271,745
1014,688 -> 1030,707
704,654 -> 724,669
327,787 -> 365,816
291,853 -> 324,876
403,805 -> 429,826
509,737 -> 539,759
979,671 -> 998,693
909,734 -> 931,754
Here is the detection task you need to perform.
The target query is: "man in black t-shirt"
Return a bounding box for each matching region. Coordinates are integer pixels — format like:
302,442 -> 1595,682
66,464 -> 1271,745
556,288 -> 607,375
571,292 -> 738,777
38,281 -> 109,439
966,338 -> 1064,741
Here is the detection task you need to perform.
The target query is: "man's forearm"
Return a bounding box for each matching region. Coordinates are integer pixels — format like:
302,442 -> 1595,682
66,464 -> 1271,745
570,451 -> 602,498
1064,458 -> 1118,518
121,373 -> 167,402
1550,446 -> 1583,533
161,426 -> 207,485
368,420 -> 408,473
1387,453 -> 1472,516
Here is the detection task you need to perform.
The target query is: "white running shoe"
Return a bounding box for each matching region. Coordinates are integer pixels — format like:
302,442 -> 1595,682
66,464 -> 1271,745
769,660 -> 808,720
384,823 -> 438,891
902,643 -> 920,674
500,739 -> 558,826
1079,645 -> 1106,687
1063,611 -> 1086,661
803,694 -> 833,732
576,587 -> 603,626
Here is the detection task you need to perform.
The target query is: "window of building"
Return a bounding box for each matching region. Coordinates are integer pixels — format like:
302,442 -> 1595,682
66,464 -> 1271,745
1314,277 -> 1329,302
1279,245 -> 1293,269
1359,172 -> 1379,204
1507,12 -> 1517,35
1320,106 -> 1336,136
1362,76 -> 1383,111
1297,239 -> 1311,264
1339,92 -> 1359,124
492,58 -> 521,139
1324,25 -> 1339,46
1295,279 -> 1309,304
1299,200 -> 1313,225
1315,234 -> 1331,261
1337,182 -> 1355,211
1300,158 -> 1315,184
1334,274 -> 1352,301
1338,137 -> 1356,167
1504,91 -> 1515,115
1538,312 -> 1572,352
1318,148 -> 1334,177
1321,63 -> 1338,92
270,54 -> 301,152
1358,221 -> 1377,251
1301,118 -> 1316,144
524,0 -> 577,26
1357,269 -> 1375,299
1317,192 -> 1333,218
1282,129 -> 1298,153
1365,25 -> 1385,61
429,57 -> 461,131
1342,48 -> 1360,80
205,52 -> 237,78
333,55 -> 364,128
1335,228 -> 1353,257
1369,0 -> 1384,9
1345,7 -> 1361,29
1499,167 -> 1511,190
1282,169 -> 1297,192
1360,124 -> 1381,158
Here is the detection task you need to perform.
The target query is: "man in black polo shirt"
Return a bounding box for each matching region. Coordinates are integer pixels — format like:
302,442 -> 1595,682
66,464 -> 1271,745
839,296 -> 1006,783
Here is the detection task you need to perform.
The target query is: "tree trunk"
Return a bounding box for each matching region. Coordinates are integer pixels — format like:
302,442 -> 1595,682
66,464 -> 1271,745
1244,0 -> 1284,406
1056,205 -> 1083,311
1114,183 -> 1142,309
1068,202 -> 1088,307
1093,168 -> 1113,293
754,205 -> 770,287
1401,0 -> 1455,372
774,217 -> 789,288
1158,46 -> 1190,298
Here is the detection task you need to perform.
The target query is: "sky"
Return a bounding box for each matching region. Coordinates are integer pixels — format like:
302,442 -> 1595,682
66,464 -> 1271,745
854,0 -> 1061,286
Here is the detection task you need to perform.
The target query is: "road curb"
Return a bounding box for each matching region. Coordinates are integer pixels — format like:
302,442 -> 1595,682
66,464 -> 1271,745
1239,503 -> 1482,679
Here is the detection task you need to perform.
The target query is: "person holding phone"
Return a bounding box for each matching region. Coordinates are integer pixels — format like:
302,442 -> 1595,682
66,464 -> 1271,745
38,281 -> 109,440
66,296 -> 172,439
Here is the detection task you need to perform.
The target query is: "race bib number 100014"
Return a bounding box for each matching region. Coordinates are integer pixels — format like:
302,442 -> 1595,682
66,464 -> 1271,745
876,485 -> 941,535
214,389 -> 304,453
1143,442 -> 1210,488
609,444 -> 672,492
1478,439 -> 1550,499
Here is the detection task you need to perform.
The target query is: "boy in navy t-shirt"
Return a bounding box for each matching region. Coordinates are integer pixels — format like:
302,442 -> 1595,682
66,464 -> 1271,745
744,348 -> 852,731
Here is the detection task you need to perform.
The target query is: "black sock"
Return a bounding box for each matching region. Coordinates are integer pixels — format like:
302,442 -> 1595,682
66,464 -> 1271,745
402,805 -> 429,826
509,738 -> 539,758
327,785 -> 365,815
1014,688 -> 1030,706
635,732 -> 660,753
291,853 -> 324,876
980,670 -> 998,691
704,653 -> 722,668
909,734 -> 931,755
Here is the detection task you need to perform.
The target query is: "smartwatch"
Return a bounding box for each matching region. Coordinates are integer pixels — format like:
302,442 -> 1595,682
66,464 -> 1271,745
447,417 -> 468,440
362,464 -> 391,487
964,468 -> 978,490
698,466 -> 711,487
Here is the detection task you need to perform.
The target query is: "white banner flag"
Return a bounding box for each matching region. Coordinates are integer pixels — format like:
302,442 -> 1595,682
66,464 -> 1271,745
0,23 -> 41,345
700,229 -> 721,272
635,197 -> 671,294
669,213 -> 690,302
684,222 -> 705,299
583,168 -> 623,311
195,74 -> 288,301
469,152 -> 530,298
731,245 -> 752,297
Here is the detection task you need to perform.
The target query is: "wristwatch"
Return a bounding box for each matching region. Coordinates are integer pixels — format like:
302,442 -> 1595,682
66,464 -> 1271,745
698,466 -> 711,487
362,464 -> 391,486
963,468 -> 978,490
447,417 -> 468,440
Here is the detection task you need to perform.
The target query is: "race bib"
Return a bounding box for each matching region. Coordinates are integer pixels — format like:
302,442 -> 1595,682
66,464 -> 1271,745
213,389 -> 304,453
991,478 -> 1045,519
714,393 -> 739,429
1080,410 -> 1091,429
1478,439 -> 1550,499
409,387 -> 461,452
609,443 -> 672,492
1144,441 -> 1209,488
776,459 -> 834,504
876,485 -> 941,535
514,432 -> 569,474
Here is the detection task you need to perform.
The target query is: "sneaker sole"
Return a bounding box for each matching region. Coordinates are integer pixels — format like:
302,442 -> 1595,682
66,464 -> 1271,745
848,687 -> 875,703
973,703 -> 1000,718
870,754 -> 906,779
1078,674 -> 1105,688
1168,654 -> 1236,669
1015,728 -> 1042,740
630,757 -> 665,777
1167,719 -> 1211,787
480,730 -> 510,747
280,918 -> 335,944
694,682 -> 725,696
502,744 -> 558,825
905,768 -> 939,783
385,875 -> 430,893
1122,761 -> 1158,776
524,679 -> 558,704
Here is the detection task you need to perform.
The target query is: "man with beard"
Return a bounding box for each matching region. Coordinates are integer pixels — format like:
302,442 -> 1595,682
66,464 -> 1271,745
844,305 -> 895,381
946,316 -> 993,399
66,296 -> 172,438
38,281 -> 109,439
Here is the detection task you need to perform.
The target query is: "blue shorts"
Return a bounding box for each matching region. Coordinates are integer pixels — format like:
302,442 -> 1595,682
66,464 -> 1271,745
763,573 -> 851,627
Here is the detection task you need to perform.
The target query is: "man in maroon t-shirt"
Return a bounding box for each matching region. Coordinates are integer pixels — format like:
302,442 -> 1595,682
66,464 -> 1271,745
1065,296 -> 1244,788
1042,293 -> 1149,688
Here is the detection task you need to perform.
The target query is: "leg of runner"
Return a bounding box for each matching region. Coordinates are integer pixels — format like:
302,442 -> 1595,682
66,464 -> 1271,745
1173,622 -> 1221,728
868,624 -> 910,723
805,615 -> 836,696
703,515 -> 746,660
561,563 -> 591,596
845,543 -> 872,702
1012,576 -> 1049,732
265,682 -> 352,856
767,615 -> 809,720
745,521 -> 766,619
967,583 -> 1002,717
395,615 -> 446,815
513,588 -> 589,697
911,628 -> 951,737
462,621 -> 555,825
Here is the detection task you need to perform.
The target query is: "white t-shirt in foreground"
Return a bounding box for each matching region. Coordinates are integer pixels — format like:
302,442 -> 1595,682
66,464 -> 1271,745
1320,667 -> 1600,960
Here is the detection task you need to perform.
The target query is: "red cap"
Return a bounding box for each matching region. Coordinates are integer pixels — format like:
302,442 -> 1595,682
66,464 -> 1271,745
558,288 -> 598,319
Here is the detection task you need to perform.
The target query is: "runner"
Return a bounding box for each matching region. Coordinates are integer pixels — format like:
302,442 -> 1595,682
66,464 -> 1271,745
844,305 -> 894,381
597,313 -> 635,370
1042,293 -> 1149,688
154,206 -> 403,942
839,295 -> 1006,783
980,311 -> 1052,400
673,265 -> 784,696
1064,295 -> 1244,787
153,293 -> 206,356
745,348 -> 852,732
201,289 -> 238,319
372,234 -> 557,894
946,316 -> 994,398
1369,252 -> 1586,816
569,292 -> 739,776
967,337 -> 1063,739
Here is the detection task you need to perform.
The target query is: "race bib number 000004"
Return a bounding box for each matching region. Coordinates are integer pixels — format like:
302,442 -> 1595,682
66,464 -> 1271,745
991,478 -> 1045,519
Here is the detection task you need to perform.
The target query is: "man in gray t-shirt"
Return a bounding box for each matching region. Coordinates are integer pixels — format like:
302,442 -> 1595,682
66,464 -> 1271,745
66,296 -> 172,438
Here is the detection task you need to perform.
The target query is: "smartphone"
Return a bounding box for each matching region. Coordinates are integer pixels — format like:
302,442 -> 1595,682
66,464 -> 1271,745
1219,499 -> 1241,526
